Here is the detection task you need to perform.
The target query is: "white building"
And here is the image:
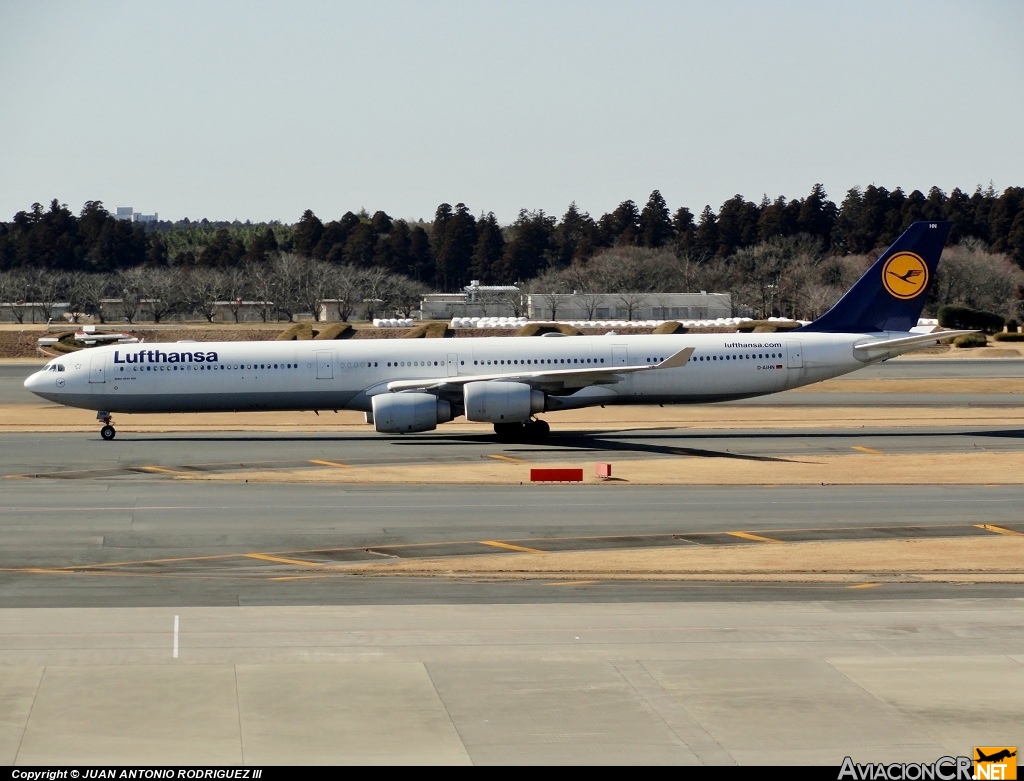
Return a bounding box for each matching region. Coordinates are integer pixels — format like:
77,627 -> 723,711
526,291 -> 734,321
420,281 -> 524,320
113,207 -> 159,223
420,284 -> 736,322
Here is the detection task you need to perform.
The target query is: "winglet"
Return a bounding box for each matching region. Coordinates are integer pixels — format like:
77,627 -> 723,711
655,347 -> 694,369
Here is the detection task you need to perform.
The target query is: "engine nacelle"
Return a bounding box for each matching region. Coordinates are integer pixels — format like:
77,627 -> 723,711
371,392 -> 452,433
463,381 -> 545,423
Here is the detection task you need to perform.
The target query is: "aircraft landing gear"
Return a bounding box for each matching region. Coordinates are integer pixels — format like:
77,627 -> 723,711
493,418 -> 550,441
527,418 -> 550,437
97,411 -> 116,441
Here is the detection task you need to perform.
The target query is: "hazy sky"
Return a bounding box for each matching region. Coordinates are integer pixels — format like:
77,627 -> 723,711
2,1 -> 1022,225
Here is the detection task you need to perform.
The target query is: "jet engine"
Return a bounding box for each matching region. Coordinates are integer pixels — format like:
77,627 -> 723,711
463,381 -> 545,423
371,392 -> 452,433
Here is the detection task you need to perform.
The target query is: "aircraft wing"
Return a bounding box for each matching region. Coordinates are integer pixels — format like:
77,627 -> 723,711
384,347 -> 694,394
853,330 -> 978,356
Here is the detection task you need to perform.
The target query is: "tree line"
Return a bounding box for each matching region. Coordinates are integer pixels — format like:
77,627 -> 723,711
0,258 -> 426,325
1,183 -> 1022,320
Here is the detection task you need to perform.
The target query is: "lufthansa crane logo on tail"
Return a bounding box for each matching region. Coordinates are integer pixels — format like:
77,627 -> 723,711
882,251 -> 929,299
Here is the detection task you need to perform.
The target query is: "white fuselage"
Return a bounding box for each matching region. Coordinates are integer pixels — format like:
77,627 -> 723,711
24,331 -> 898,418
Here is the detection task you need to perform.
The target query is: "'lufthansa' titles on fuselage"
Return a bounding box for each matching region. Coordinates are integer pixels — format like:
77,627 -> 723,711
113,349 -> 219,364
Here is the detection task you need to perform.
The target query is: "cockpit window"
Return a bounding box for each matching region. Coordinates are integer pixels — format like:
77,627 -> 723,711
48,363 -> 65,372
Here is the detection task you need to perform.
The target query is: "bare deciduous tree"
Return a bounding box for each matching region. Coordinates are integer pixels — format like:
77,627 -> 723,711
66,273 -> 109,324
179,268 -> 224,323
222,265 -> 252,323
0,270 -> 26,323
361,267 -> 396,321
140,267 -> 184,323
324,264 -> 365,322
392,276 -> 427,318
114,268 -> 145,324
932,242 -> 1024,317
248,262 -> 280,322
30,269 -> 66,324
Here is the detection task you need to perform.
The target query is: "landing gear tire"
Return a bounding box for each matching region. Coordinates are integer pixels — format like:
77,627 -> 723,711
493,419 -> 550,441
100,424 -> 116,441
493,422 -> 519,439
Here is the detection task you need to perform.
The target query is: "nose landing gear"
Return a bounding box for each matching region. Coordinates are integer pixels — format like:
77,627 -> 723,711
97,411 -> 116,440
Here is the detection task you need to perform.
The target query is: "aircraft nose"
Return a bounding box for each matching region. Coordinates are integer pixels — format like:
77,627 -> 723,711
24,369 -> 56,396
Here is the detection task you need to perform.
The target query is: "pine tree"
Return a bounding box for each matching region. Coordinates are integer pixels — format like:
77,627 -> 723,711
989,187 -> 1024,253
797,184 -> 837,246
497,210 -> 556,283
638,190 -> 674,248
692,205 -> 718,259
555,202 -> 597,266
945,188 -> 974,243
715,195 -> 759,257
671,207 -> 695,255
610,200 -> 640,246
470,212 -> 505,282
293,209 -> 324,256
901,190 -> 927,226
433,203 -> 477,291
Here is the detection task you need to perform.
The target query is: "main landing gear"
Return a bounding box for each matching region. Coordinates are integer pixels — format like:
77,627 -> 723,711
493,418 -> 550,441
97,411 -> 116,441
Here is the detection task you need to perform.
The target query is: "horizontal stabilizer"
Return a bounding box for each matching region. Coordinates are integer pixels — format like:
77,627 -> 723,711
853,330 -> 978,355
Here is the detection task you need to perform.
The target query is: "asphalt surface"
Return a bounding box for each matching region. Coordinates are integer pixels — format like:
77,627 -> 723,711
2,357 -> 1023,764
3,424 -> 1023,477
2,356 -> 1023,608
3,466 -> 1023,606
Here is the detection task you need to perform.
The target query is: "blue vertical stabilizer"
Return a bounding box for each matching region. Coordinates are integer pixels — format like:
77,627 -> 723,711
797,221 -> 951,333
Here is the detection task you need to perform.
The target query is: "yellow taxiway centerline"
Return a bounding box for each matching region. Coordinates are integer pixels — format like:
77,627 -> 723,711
974,524 -> 1024,537
480,540 -> 546,554
244,553 -> 322,567
726,531 -> 782,543
138,465 -> 190,475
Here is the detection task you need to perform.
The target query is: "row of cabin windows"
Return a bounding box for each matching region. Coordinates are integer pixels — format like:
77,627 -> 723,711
123,363 -> 304,372
115,352 -> 783,375
695,352 -> 781,362
388,358 -> 613,368
474,358 -> 607,366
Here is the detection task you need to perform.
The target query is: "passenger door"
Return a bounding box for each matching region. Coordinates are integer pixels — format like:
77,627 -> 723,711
89,354 -> 106,384
316,350 -> 333,379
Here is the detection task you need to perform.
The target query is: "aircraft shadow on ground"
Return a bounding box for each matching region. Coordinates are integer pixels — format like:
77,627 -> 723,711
115,426 -> 1024,465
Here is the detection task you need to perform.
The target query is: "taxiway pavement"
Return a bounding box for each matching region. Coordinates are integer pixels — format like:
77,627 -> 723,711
1,357 -> 1022,764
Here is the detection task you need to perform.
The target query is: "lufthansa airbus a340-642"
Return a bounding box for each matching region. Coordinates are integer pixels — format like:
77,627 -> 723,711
25,221 -> 971,441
